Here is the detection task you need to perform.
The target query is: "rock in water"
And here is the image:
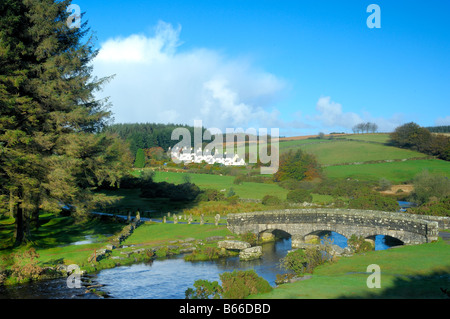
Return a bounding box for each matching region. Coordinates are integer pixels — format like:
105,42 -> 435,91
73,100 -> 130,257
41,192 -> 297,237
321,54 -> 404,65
239,246 -> 263,261
217,240 -> 251,250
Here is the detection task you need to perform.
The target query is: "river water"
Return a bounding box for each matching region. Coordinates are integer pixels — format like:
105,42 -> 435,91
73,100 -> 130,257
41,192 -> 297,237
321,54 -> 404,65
0,232 -> 400,299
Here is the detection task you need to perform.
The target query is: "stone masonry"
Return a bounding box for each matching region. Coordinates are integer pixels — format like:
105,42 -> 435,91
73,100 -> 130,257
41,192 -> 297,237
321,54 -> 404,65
227,208 -> 444,247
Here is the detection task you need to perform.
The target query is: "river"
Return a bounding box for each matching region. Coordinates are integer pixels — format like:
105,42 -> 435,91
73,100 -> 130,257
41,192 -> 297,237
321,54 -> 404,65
0,232 -> 400,299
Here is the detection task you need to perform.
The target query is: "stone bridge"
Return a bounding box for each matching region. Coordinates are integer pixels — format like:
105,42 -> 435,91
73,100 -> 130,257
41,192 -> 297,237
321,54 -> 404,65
227,209 -> 444,248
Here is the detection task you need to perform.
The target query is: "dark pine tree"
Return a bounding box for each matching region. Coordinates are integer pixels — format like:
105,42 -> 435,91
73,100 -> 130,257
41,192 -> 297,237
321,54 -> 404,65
0,0 -> 132,246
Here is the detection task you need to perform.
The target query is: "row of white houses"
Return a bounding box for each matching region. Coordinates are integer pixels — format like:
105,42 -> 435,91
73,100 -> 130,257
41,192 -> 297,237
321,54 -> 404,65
169,146 -> 246,166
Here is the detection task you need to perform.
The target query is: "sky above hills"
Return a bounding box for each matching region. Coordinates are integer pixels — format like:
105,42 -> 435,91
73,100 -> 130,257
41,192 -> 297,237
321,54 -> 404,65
74,0 -> 450,136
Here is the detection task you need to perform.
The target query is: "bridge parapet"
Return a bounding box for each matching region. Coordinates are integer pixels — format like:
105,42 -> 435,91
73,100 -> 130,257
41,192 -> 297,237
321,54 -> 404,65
227,209 -> 441,245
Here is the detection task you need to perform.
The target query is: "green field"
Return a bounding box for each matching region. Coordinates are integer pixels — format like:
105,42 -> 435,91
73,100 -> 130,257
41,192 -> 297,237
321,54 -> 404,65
215,134 -> 446,183
325,159 -> 450,182
122,223 -> 230,247
252,238 -> 450,299
152,171 -> 289,200
252,134 -> 449,183
280,140 -> 429,166
341,133 -> 391,144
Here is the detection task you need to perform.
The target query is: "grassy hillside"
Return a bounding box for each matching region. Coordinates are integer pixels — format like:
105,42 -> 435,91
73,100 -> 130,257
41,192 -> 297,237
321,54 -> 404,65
251,238 -> 450,299
279,140 -> 429,166
272,134 -> 448,182
341,133 -> 391,143
325,159 -> 450,182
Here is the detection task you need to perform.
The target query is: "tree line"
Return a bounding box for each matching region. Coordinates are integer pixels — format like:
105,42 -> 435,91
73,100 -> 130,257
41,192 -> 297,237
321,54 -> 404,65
425,125 -> 450,133
389,122 -> 450,161
352,122 -> 378,134
103,123 -> 206,157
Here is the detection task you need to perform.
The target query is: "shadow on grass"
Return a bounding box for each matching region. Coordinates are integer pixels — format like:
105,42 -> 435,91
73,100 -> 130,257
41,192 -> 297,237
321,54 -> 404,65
96,188 -> 200,218
0,214 -> 124,251
338,267 -> 450,299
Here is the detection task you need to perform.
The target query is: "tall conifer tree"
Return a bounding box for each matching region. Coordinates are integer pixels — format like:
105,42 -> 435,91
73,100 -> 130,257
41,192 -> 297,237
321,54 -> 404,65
0,0 -> 132,245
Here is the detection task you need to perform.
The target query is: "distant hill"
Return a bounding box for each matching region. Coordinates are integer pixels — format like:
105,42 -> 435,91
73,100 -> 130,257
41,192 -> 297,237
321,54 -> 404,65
273,133 -> 449,182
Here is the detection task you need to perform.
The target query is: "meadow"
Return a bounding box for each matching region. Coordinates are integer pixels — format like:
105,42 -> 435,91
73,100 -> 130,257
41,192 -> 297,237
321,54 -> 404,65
325,159 -> 450,182
340,133 -> 391,143
279,140 -> 429,166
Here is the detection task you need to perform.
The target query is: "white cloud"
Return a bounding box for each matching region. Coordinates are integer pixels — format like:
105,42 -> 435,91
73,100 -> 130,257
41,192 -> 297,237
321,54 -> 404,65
93,21 -> 287,131
308,96 -> 404,133
311,96 -> 363,129
435,116 -> 450,126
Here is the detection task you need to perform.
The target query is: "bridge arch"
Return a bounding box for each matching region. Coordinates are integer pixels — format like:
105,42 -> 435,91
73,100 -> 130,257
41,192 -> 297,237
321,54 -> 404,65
365,234 -> 404,248
258,228 -> 291,243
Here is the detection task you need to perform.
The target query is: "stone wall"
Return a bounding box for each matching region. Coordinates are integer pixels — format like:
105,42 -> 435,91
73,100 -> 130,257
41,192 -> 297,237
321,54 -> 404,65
227,208 -> 442,245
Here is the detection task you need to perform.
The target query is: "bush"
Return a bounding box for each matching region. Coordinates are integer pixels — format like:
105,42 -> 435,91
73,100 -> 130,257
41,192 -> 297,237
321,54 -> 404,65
185,279 -> 222,299
314,179 -> 374,197
280,249 -> 307,276
389,122 -> 450,160
286,189 -> 313,203
348,193 -> 399,211
262,195 -> 281,206
348,235 -> 374,253
410,170 -> 450,205
3,248 -> 43,284
185,270 -> 272,299
408,196 -> 450,217
196,189 -> 225,202
280,243 -> 333,276
220,270 -> 272,299
273,149 -> 322,182
240,232 -> 258,246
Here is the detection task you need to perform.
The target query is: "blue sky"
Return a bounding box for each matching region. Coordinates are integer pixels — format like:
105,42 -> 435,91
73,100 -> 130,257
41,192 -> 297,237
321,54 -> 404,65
75,0 -> 450,136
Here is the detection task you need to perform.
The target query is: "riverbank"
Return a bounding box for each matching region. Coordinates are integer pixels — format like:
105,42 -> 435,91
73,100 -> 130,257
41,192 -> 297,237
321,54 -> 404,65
0,212 -> 237,289
1,212 -> 449,299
